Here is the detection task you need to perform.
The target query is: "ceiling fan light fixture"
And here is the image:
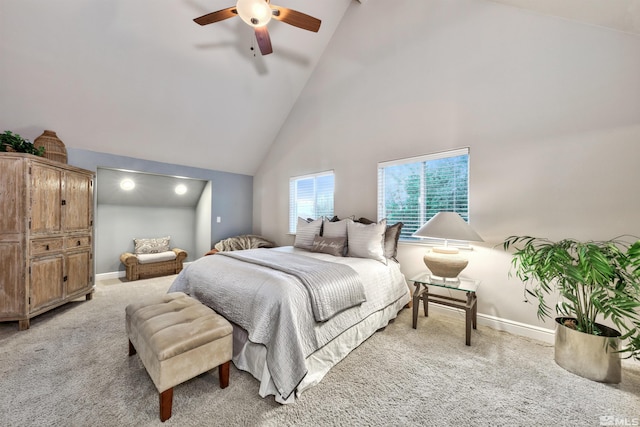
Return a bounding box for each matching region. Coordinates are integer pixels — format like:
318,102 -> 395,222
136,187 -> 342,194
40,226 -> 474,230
236,0 -> 272,27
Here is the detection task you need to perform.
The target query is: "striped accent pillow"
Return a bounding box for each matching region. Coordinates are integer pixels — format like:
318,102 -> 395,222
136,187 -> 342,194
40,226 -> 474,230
346,219 -> 387,264
322,218 -> 349,239
293,217 -> 323,250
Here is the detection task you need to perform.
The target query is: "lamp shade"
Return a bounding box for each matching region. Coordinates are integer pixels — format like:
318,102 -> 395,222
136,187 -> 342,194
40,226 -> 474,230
236,0 -> 273,27
412,212 -> 483,242
413,212 -> 483,279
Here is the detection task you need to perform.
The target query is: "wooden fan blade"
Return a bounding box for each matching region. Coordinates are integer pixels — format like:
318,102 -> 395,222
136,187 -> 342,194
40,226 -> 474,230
271,6 -> 321,32
194,7 -> 238,26
255,27 -> 273,55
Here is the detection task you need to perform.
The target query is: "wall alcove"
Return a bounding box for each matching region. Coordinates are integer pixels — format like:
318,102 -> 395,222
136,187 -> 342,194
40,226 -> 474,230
95,167 -> 211,275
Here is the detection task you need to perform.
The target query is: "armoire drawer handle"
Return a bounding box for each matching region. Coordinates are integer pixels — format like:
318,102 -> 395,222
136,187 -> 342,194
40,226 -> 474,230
45,244 -> 50,250
77,240 -> 81,246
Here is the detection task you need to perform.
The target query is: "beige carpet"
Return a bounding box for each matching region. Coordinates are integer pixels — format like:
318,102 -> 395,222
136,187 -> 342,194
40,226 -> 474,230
1,275 -> 639,426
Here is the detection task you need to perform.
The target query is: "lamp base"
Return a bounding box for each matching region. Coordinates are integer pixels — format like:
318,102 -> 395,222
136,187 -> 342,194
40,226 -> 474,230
423,247 -> 468,279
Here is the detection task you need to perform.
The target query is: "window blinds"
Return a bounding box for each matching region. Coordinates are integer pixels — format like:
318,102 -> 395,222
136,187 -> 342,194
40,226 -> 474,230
377,148 -> 469,241
289,171 -> 335,233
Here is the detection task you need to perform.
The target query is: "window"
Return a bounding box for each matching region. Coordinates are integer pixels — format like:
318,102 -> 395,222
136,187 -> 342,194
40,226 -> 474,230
289,171 -> 335,233
377,148 -> 470,241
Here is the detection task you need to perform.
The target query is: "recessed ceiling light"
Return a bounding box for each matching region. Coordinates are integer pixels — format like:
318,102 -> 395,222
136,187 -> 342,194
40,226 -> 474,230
120,179 -> 135,191
175,184 -> 187,195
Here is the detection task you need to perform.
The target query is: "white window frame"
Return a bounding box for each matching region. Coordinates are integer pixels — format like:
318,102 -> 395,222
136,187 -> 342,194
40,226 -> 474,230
289,170 -> 335,233
377,148 -> 471,246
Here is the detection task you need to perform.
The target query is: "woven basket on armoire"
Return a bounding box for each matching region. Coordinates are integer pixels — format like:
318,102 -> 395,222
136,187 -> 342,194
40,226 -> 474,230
34,130 -> 68,163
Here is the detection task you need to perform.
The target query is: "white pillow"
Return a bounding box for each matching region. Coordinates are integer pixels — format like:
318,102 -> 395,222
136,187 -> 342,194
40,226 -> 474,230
293,217 -> 323,250
322,218 -> 349,239
347,219 -> 387,264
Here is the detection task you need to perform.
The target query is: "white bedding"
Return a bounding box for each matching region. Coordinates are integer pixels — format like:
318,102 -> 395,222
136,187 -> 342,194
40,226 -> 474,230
169,246 -> 411,403
233,294 -> 409,403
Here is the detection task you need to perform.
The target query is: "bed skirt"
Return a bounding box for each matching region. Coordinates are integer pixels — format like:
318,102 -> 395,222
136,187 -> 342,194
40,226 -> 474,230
231,294 -> 410,404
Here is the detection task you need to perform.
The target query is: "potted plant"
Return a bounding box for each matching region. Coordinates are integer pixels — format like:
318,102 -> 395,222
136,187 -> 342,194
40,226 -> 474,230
503,236 -> 640,383
0,131 -> 45,156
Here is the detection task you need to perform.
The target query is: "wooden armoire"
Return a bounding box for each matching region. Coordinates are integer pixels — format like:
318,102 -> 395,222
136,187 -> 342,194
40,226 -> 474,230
0,152 -> 94,330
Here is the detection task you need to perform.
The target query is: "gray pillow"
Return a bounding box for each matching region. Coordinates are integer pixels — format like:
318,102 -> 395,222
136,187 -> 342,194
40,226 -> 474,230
134,236 -> 170,254
346,219 -> 387,264
384,222 -> 403,259
355,217 -> 374,224
311,236 -> 346,257
293,217 -> 323,250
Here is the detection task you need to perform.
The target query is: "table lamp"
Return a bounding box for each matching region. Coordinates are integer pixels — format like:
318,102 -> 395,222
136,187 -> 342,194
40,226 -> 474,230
412,212 -> 483,282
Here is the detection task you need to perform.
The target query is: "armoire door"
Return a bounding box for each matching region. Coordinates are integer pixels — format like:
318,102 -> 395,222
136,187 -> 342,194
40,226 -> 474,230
66,250 -> 91,295
0,156 -> 26,318
63,172 -> 93,232
30,163 -> 62,235
30,255 -> 64,312
0,242 -> 25,317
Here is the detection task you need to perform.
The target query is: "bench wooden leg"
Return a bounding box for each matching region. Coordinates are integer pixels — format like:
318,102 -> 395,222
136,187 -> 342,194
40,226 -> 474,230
160,388 -> 173,422
128,339 -> 136,356
219,361 -> 230,389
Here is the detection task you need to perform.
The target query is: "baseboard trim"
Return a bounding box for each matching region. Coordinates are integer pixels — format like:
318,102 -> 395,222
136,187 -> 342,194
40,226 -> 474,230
427,304 -> 555,344
96,271 -> 126,281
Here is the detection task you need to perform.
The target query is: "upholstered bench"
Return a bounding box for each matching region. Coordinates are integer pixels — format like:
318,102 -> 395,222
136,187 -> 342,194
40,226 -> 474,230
125,292 -> 233,422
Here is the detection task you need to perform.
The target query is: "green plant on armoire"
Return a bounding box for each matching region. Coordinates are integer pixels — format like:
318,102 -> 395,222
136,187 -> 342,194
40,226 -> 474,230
0,131 -> 45,156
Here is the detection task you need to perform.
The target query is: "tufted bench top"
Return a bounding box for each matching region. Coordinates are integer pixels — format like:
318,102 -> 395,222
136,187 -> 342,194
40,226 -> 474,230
126,292 -> 232,362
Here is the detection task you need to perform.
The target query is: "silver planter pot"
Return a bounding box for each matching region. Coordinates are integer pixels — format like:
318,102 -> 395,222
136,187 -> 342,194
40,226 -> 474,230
554,317 -> 621,383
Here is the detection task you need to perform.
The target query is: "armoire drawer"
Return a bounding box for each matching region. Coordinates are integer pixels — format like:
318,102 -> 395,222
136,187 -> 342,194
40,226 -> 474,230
65,236 -> 91,249
30,238 -> 64,256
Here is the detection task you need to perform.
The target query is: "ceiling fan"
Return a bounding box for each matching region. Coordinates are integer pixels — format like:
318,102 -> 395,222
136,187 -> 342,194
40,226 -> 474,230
194,0 -> 321,56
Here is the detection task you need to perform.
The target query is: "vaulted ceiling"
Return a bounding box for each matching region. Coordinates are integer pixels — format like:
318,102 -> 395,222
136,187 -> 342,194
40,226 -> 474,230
489,0 -> 640,36
1,1 -> 638,176
1,0 -> 351,176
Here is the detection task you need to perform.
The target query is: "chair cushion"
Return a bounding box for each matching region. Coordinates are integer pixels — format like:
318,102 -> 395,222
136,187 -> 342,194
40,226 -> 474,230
136,251 -> 177,264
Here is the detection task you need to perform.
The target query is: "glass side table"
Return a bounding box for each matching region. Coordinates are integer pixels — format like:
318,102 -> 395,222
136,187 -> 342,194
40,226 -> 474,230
411,273 -> 481,346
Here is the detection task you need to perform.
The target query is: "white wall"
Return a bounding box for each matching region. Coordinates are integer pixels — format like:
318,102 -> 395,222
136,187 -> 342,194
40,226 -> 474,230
196,181 -> 213,259
253,0 -> 640,338
97,204 -> 196,274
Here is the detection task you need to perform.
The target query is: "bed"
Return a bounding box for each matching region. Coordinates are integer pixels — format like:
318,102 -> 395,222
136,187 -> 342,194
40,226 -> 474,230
168,220 -> 410,403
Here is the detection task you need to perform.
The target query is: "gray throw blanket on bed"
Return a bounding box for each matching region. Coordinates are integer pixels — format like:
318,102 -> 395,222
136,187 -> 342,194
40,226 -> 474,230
218,249 -> 366,322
